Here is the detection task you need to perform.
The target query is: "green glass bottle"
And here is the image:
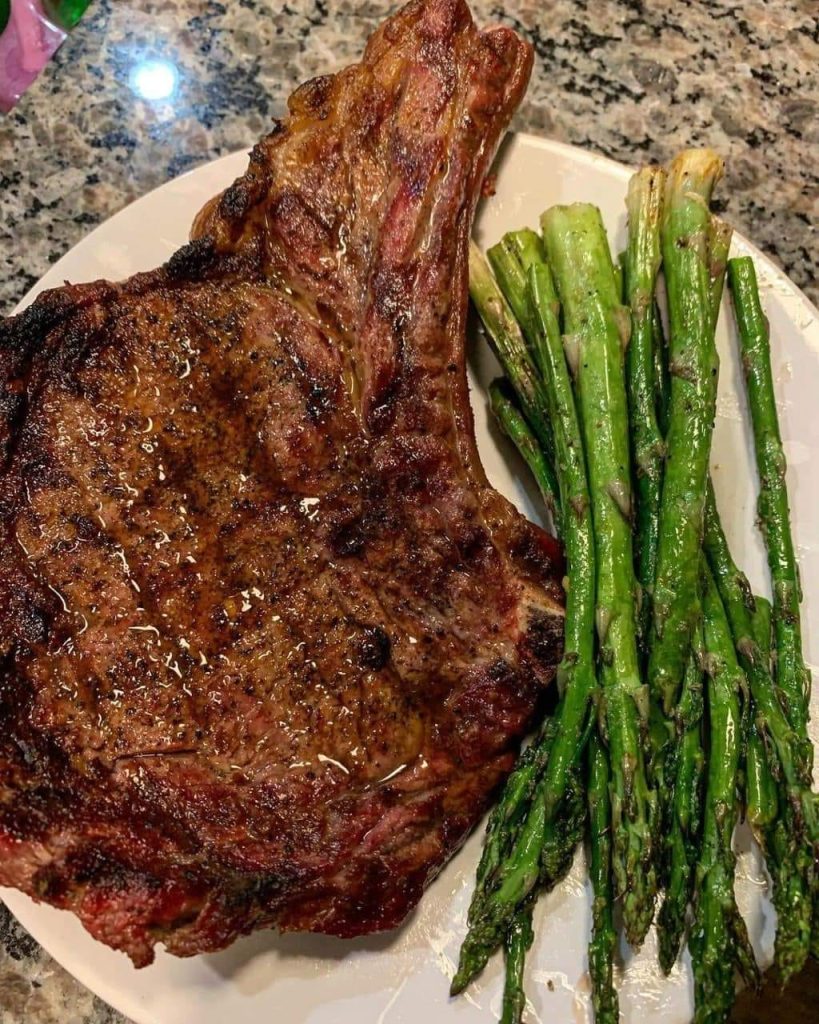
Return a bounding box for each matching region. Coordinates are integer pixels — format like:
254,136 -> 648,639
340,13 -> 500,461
42,0 -> 92,31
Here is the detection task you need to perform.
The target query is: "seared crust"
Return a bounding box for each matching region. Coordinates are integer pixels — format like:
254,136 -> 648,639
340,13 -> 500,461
0,0 -> 559,965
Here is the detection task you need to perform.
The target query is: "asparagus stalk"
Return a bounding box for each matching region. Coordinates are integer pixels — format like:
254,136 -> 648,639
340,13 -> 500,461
505,227 -> 547,281
654,196 -> 722,974
767,814 -> 815,984
469,243 -> 560,522
745,598 -> 778,831
690,567 -> 760,1023
488,257 -> 598,818
468,718 -> 556,923
492,234 -> 563,425
453,250 -> 597,995
486,378 -> 595,1000
489,378 -> 560,514
702,487 -> 815,981
728,256 -> 813,757
707,219 -> 746,784
624,166 -> 667,660
707,217 -> 732,331
488,232 -> 543,343
750,591 -> 813,984
652,303 -> 671,437
500,905 -> 534,1024
490,761 -> 583,1020
658,619 -> 706,973
750,594 -> 772,665
754,598 -> 813,985
745,726 -> 778,830
452,757 -> 584,993
539,768 -> 587,887
542,202 -> 657,947
489,250 -> 599,826
728,256 -> 819,977
526,260 -> 598,806
649,149 -> 724,713
587,732 -> 620,1024
703,486 -> 816,834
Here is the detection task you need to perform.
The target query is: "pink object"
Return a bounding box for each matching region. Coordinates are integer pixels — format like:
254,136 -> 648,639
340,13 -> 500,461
0,0 -> 66,113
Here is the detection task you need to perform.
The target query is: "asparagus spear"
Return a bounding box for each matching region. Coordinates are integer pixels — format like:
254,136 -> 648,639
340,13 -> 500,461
527,257 -> 597,784
469,243 -> 560,522
745,726 -> 778,831
542,202 -> 657,947
658,619 -> 706,973
488,232 -> 543,343
652,303 -> 671,437
649,149 -> 724,714
745,598 -> 778,831
690,567 -> 760,1023
487,378 -> 594,1002
750,594 -> 772,663
728,257 -> 819,974
489,259 -> 597,823
654,197 -> 722,974
587,732 -> 620,1024
702,487 -> 815,981
646,281 -> 680,913
489,378 -> 560,514
491,250 -> 599,830
749,590 -> 813,984
707,217 -> 733,331
467,718 -> 556,924
453,250 -> 597,994
505,227 -> 547,282
706,213 -> 767,826
728,256 -> 813,758
501,905 -> 534,1024
488,229 -> 554,387
452,756 -> 584,993
487,229 -> 548,333
703,486 -> 816,834
624,166 -> 666,661
539,767 -> 587,887
767,815 -> 815,984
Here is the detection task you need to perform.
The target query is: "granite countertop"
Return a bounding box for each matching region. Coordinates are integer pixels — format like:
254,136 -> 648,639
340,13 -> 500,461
0,1 -> 816,1022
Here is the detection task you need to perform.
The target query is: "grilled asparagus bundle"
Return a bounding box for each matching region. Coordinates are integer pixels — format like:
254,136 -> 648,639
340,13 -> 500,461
451,148 -> 818,1024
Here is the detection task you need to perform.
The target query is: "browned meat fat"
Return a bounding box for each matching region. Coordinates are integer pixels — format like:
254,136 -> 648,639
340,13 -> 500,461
0,0 -> 562,966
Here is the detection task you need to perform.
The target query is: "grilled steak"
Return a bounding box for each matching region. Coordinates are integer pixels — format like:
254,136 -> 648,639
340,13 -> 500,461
0,0 -> 563,966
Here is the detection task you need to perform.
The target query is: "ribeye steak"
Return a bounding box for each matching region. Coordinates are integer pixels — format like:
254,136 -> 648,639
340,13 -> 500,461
0,0 -> 563,965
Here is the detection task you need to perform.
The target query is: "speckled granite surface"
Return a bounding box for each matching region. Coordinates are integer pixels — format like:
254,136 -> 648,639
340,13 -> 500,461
0,1 -> 816,1021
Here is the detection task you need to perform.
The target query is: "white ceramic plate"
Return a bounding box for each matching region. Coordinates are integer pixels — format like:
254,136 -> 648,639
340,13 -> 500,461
4,134 -> 819,1024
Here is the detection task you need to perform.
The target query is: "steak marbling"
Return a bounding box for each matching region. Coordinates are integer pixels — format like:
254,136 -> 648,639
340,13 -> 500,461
0,0 -> 564,965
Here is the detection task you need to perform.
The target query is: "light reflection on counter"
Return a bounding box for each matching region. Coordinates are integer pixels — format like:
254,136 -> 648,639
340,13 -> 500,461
129,58 -> 179,102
